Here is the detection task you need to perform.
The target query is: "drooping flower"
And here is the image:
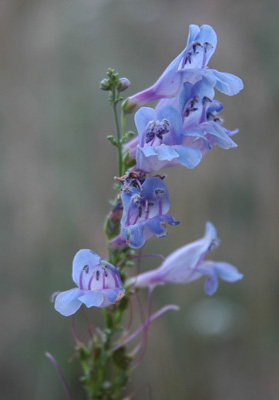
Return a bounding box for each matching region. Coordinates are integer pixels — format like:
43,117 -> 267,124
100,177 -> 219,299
123,24 -> 243,113
118,174 -> 179,249
54,250 -> 125,316
128,222 -> 243,295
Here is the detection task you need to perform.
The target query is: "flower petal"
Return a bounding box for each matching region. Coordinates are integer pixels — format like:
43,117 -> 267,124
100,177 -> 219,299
197,260 -> 243,295
136,146 -> 179,172
201,122 -> 238,149
54,288 -> 83,316
135,107 -> 157,146
72,249 -> 101,287
78,291 -> 104,308
212,70 -> 244,96
171,145 -> 202,168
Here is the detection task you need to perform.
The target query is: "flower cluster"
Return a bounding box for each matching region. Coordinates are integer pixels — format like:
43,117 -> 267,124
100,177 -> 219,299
54,24 -> 243,319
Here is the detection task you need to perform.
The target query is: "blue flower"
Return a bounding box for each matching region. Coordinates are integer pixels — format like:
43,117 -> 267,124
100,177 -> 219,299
120,175 -> 179,248
128,222 -> 243,295
135,105 -> 202,172
123,24 -> 243,112
54,250 -> 125,316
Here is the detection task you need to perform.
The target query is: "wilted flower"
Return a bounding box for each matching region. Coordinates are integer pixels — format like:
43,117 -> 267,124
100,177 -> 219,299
123,24 -> 243,112
128,222 -> 243,295
54,250 -> 125,316
119,174 -> 178,249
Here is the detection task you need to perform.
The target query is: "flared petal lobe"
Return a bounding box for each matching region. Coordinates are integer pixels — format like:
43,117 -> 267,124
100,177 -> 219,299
54,288 -> 84,317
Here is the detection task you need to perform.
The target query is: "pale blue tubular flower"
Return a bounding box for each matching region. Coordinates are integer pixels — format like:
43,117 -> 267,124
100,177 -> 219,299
135,105 -> 202,173
128,222 -> 243,295
120,176 -> 179,249
123,24 -> 243,112
54,250 -> 125,316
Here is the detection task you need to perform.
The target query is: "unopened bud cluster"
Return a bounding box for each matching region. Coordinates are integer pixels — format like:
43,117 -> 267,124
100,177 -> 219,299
100,68 -> 130,93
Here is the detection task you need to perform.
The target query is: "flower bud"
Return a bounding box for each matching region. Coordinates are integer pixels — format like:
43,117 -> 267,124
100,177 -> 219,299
100,78 -> 111,91
117,77 -> 131,92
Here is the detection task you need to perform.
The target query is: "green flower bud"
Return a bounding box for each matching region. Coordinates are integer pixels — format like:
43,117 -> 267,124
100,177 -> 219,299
100,78 -> 111,91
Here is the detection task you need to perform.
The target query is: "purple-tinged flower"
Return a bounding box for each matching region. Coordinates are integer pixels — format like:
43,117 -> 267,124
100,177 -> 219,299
54,250 -> 125,316
119,175 -> 179,249
134,105 -> 202,173
123,24 -> 243,112
127,78 -> 237,172
128,222 -> 243,295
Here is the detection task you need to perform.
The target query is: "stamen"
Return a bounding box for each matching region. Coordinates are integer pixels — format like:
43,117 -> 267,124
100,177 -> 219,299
202,96 -> 212,105
183,96 -> 199,118
144,119 -> 170,146
184,51 -> 192,65
202,42 -> 213,68
88,272 -> 94,290
200,96 -> 212,123
102,271 -> 106,289
96,270 -> 100,281
135,178 -> 143,191
79,269 -> 84,290
192,41 -> 202,53
145,200 -> 150,220
133,213 -> 139,225
111,270 -> 120,288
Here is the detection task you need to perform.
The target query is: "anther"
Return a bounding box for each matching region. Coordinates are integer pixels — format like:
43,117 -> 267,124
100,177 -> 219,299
184,51 -> 192,65
202,96 -> 212,105
83,265 -> 89,273
192,41 -> 202,53
155,188 -> 165,198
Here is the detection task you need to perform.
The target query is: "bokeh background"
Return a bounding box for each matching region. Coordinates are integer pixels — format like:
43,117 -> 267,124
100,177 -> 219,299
1,0 -> 279,399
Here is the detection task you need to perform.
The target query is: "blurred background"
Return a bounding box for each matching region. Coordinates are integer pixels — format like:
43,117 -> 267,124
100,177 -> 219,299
1,0 -> 279,399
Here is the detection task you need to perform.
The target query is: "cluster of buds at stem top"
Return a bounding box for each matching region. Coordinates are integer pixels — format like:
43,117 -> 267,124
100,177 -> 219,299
100,68 -> 130,93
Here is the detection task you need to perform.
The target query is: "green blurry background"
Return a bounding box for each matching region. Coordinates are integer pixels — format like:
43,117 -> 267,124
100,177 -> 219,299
1,0 -> 279,399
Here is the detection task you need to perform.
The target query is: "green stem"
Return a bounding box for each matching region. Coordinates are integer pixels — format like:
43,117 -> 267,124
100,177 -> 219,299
112,89 -> 123,177
121,108 -> 126,140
